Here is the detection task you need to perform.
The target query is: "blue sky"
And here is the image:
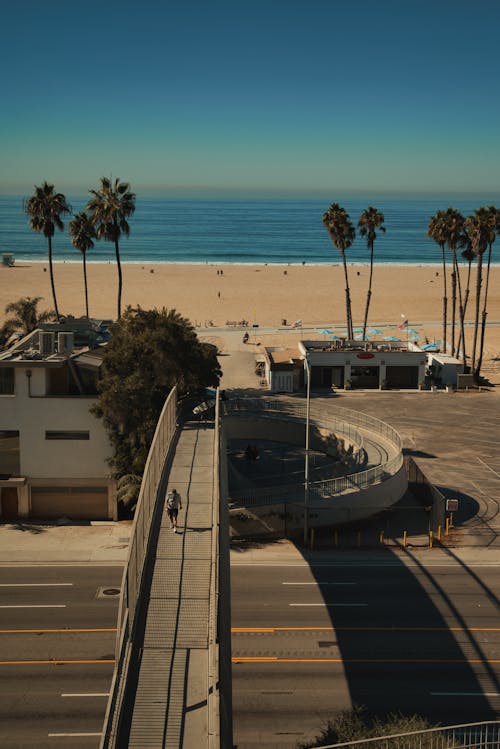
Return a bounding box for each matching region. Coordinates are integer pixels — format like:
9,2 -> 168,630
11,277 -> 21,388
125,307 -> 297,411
1,0 -> 499,196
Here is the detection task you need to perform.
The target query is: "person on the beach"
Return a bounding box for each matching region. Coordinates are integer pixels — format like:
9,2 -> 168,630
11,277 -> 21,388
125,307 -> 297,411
166,488 -> 182,533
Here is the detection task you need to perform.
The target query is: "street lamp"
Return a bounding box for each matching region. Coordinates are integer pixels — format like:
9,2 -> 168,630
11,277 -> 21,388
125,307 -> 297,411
303,355 -> 311,546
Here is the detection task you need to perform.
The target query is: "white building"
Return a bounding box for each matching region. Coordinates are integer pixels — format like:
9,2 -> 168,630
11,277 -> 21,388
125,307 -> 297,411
0,322 -> 116,521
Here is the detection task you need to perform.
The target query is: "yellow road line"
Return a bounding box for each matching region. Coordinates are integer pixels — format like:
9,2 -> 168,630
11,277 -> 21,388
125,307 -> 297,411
0,659 -> 115,665
0,628 -> 117,634
233,657 -> 500,664
232,627 -> 500,633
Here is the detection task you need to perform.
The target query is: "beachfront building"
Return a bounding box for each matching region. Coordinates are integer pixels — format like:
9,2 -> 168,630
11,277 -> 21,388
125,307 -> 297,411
426,352 -> 463,388
0,320 -> 117,521
264,339 -> 428,392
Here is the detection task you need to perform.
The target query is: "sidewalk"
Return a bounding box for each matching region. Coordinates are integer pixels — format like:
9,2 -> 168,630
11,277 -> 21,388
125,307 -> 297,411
0,519 -> 132,564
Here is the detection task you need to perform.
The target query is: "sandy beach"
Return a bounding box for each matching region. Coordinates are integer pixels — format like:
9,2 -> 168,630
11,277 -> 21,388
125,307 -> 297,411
2,261 -> 500,382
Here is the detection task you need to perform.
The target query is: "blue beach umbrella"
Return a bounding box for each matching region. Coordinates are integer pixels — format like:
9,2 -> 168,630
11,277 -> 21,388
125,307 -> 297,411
317,329 -> 333,335
409,335 -> 420,341
368,328 -> 383,335
329,335 -> 340,340
384,335 -> 400,341
353,327 -> 363,333
422,343 -> 439,351
354,334 -> 370,340
406,328 -> 419,335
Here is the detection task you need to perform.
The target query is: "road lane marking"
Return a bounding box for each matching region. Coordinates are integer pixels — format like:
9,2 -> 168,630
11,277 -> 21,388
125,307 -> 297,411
0,583 -> 73,587
49,733 -> 102,737
282,582 -> 356,585
0,659 -> 114,665
233,657 -> 500,664
232,626 -> 500,633
61,692 -> 110,697
0,628 -> 117,633
289,603 -> 367,607
431,692 -> 500,697
0,604 -> 66,608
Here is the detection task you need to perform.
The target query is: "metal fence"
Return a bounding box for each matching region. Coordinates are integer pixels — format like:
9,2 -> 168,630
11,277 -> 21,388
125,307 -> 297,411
99,386 -> 177,749
225,398 -> 403,509
310,720 -> 500,749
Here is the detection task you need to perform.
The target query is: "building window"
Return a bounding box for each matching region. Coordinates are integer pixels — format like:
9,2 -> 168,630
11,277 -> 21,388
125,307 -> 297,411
0,369 -> 14,395
45,431 -> 90,440
0,430 -> 20,475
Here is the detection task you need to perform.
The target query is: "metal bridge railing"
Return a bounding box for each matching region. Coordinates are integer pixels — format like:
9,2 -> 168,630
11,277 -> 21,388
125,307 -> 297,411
310,720 -> 500,749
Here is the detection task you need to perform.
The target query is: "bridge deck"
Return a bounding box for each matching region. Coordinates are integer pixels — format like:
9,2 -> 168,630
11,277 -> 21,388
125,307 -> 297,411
128,419 -> 215,749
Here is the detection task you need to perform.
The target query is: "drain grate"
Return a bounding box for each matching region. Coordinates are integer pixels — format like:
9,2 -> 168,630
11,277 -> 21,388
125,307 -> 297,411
96,586 -> 121,599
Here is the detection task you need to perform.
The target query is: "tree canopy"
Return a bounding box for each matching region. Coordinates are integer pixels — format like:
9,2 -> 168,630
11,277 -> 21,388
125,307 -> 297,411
92,306 -> 221,476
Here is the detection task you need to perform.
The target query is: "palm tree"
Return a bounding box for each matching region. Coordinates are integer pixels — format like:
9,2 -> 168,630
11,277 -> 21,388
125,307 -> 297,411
465,208 -> 495,378
24,182 -> 71,321
3,296 -> 54,338
358,206 -> 385,339
427,210 -> 449,352
322,203 -> 356,339
456,240 -> 475,366
87,177 -> 136,319
443,208 -> 466,360
69,212 -> 96,318
476,205 -> 498,378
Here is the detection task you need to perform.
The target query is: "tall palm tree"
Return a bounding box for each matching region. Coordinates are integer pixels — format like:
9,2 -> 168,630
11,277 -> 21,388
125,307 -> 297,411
86,177 -> 136,319
476,205 -> 499,378
456,240 -> 475,366
24,182 -> 71,321
69,212 -> 96,318
427,210 -> 449,352
465,208 -> 495,377
358,206 -> 385,339
443,208 -> 466,360
3,296 -> 54,337
322,203 -> 356,339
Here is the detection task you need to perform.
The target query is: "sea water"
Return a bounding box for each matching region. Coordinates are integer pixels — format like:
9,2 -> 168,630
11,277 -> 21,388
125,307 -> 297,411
0,196 -> 497,265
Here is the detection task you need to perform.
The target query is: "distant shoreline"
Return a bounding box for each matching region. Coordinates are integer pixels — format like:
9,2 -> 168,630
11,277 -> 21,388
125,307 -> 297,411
8,259 -> 500,268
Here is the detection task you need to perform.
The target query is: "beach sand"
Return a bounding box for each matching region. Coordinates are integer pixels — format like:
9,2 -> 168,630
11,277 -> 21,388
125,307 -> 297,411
2,261 -> 500,382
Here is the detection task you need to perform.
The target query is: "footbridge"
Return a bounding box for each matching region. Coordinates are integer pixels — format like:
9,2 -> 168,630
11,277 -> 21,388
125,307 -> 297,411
99,389 -> 405,748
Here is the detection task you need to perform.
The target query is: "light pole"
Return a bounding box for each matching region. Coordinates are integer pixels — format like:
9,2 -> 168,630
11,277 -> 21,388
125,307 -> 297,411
303,355 -> 311,546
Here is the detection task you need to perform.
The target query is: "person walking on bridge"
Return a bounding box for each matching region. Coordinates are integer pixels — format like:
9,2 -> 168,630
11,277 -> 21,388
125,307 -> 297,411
166,488 -> 182,533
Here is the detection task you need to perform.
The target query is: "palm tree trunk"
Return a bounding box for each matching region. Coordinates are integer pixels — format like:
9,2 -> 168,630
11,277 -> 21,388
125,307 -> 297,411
451,269 -> 456,357
476,242 -> 493,379
83,251 -> 89,318
362,241 -> 374,339
471,253 -> 483,376
341,251 -> 353,338
114,233 -> 122,319
47,235 -> 60,322
453,252 -> 467,370
457,258 -> 472,365
441,243 -> 447,353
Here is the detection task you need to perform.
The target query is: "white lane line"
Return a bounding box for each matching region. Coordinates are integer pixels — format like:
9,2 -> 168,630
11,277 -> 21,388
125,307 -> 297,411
0,604 -> 66,609
61,692 -> 109,698
282,582 -> 356,586
289,603 -> 367,607
0,583 -> 73,587
49,732 -> 102,737
431,692 -> 500,697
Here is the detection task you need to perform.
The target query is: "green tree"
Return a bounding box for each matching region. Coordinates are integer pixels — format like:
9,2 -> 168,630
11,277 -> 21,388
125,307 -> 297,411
476,205 -> 498,378
322,203 -> 356,339
442,208 -> 466,362
24,182 -> 71,321
69,211 -> 96,318
87,177 -> 136,319
92,306 -> 221,477
2,296 -> 54,342
358,206 -> 385,339
298,707 -> 435,749
465,208 -> 496,378
427,210 -> 449,352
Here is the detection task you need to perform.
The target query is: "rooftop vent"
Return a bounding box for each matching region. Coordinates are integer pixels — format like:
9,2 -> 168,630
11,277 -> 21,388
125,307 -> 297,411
39,331 -> 55,356
57,332 -> 74,356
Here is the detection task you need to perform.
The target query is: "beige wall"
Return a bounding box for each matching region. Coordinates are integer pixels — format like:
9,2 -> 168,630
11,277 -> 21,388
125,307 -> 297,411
0,366 -> 112,479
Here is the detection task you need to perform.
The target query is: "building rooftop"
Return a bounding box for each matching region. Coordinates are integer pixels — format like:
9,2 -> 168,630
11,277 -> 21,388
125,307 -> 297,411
299,339 -> 420,355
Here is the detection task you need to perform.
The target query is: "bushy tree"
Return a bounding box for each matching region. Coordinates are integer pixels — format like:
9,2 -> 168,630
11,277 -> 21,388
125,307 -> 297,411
1,296 -> 55,346
92,306 -> 221,476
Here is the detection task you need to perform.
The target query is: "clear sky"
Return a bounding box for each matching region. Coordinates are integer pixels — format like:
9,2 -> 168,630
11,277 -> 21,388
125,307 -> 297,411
1,0 -> 499,197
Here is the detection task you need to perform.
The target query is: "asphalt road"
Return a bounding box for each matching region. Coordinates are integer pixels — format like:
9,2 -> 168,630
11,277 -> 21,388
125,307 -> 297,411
0,565 -> 121,749
231,550 -> 500,749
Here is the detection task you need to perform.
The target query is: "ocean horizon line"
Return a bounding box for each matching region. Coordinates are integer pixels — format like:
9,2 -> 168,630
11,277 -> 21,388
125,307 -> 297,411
10,259 -> 500,268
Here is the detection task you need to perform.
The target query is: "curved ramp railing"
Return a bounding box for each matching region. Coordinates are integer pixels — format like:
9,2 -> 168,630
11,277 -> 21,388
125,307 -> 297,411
224,398 -> 403,509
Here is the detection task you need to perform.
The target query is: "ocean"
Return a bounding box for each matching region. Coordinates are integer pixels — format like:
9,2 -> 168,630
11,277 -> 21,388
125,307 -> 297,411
0,196 -> 497,265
